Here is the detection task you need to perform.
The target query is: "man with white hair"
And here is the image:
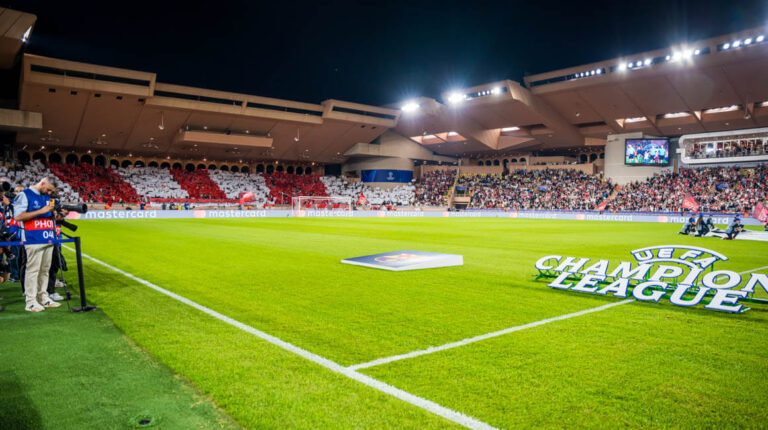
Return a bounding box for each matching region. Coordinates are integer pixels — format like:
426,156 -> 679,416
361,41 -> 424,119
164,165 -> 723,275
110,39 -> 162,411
13,176 -> 66,312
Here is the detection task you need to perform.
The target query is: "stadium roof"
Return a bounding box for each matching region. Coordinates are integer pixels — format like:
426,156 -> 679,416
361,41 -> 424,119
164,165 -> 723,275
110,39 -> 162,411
12,15 -> 768,162
0,7 -> 35,69
396,27 -> 768,156
17,54 -> 400,163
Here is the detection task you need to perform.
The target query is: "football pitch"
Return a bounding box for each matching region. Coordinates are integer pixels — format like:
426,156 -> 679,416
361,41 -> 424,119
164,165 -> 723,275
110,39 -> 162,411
52,218 -> 768,428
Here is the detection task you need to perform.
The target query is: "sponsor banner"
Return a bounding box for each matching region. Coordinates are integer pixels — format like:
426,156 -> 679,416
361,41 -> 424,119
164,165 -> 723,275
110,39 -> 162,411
71,209 -> 764,225
360,169 -> 414,183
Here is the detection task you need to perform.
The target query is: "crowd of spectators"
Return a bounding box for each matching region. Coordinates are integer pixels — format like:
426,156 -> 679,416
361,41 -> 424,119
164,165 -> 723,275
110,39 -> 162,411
6,160 -> 765,214
609,165 -> 768,213
50,163 -> 138,204
209,169 -> 272,206
458,169 -> 612,210
264,172 -> 327,205
119,166 -> 188,200
686,138 -> 767,159
0,161 -> 80,202
169,169 -> 227,199
414,170 -> 456,206
320,176 -> 415,206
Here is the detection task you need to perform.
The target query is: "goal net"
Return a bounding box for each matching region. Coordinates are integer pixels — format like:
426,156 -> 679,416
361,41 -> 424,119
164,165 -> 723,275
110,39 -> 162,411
291,196 -> 353,216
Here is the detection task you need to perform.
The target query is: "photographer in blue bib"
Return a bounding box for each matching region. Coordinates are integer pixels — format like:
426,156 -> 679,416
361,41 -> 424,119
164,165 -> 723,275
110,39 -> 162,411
13,177 -> 69,312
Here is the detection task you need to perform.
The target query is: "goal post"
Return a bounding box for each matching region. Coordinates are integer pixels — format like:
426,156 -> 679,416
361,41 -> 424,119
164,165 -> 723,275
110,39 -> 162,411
292,196 -> 353,216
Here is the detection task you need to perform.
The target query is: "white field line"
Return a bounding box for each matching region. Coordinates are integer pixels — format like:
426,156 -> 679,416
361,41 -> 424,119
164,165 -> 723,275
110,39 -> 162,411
349,299 -> 635,370
62,247 -> 497,430
740,265 -> 768,274
349,265 -> 768,371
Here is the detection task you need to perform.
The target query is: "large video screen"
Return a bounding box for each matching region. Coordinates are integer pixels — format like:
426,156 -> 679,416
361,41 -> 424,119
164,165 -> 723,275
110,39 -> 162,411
625,139 -> 669,166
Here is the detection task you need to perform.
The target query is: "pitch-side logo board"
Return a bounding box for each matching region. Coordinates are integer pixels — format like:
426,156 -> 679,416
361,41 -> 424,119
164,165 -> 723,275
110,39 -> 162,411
534,245 -> 767,313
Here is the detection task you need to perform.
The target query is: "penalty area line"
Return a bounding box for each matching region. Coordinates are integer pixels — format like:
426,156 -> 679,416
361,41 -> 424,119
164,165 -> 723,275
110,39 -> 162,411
62,246 -> 498,430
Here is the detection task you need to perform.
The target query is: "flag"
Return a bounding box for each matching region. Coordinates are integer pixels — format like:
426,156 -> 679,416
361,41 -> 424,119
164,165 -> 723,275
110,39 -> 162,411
238,191 -> 255,205
682,194 -> 699,211
357,192 -> 369,205
753,202 -> 768,223
595,200 -> 608,211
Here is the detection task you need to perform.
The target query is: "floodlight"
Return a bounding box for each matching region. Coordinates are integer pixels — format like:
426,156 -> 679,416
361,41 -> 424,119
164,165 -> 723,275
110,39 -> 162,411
618,63 -> 627,71
22,27 -> 31,43
722,43 -> 730,50
694,49 -> 700,55
491,87 -> 502,95
665,55 -> 671,61
644,58 -> 651,65
744,38 -> 752,45
596,69 -> 602,74
447,92 -> 465,105
757,35 -> 764,42
683,50 -> 693,59
501,126 -> 520,132
401,102 -> 420,113
733,40 -> 741,48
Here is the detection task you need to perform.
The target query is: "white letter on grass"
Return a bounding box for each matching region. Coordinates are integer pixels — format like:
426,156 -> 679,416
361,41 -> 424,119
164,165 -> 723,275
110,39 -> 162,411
632,281 -> 668,302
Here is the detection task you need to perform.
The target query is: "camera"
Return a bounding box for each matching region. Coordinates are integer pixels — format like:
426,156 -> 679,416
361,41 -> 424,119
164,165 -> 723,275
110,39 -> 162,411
0,180 -> 16,201
52,197 -> 87,232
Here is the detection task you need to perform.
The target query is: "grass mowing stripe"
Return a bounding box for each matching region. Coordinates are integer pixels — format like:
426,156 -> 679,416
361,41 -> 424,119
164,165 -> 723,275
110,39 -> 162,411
62,246 -> 498,430
349,299 -> 635,370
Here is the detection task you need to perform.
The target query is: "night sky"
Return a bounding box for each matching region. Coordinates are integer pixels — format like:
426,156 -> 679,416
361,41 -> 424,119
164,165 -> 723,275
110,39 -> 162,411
11,0 -> 768,106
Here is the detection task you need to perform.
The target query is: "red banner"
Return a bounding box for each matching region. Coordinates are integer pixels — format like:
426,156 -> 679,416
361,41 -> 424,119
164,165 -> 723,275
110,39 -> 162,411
595,200 -> 608,211
682,194 -> 699,211
752,202 -> 768,223
357,192 -> 369,205
238,191 -> 255,205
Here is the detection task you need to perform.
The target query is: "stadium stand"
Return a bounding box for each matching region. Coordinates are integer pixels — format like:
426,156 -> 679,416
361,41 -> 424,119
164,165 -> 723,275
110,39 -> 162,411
169,169 -> 227,199
119,166 -> 189,200
415,170 -> 456,206
264,172 -> 327,205
50,163 -> 138,204
6,160 -> 764,213
0,160 -> 81,202
209,169 -> 272,205
685,137 -> 767,160
320,176 -> 415,206
458,169 -> 612,210
609,165 -> 767,213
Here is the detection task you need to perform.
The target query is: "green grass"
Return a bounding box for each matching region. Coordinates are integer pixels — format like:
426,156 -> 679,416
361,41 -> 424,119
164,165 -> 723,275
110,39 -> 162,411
10,218 -> 767,429
0,281 -> 241,430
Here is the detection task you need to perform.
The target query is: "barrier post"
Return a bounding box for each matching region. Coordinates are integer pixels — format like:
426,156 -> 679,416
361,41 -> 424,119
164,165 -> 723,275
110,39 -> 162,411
71,236 -> 97,312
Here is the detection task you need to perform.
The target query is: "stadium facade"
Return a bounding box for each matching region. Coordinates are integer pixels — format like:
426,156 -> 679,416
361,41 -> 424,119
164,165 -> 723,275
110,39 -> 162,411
0,6 -> 767,202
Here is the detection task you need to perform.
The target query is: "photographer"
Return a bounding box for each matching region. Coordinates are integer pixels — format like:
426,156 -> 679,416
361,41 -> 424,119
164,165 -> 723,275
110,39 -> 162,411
13,177 -> 68,312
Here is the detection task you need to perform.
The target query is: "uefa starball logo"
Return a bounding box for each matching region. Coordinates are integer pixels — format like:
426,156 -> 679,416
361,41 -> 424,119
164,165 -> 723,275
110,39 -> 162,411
534,245 -> 767,313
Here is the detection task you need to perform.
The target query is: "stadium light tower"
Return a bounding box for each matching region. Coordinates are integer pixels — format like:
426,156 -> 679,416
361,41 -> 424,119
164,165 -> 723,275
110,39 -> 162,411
447,92 -> 465,105
401,101 -> 420,113
21,26 -> 32,43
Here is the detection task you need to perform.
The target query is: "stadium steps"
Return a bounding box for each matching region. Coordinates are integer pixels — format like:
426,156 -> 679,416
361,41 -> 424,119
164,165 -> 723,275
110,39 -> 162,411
169,169 -> 227,199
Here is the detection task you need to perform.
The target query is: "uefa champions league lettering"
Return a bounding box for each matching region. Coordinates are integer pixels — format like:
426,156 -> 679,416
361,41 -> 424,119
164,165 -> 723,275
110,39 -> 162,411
535,246 -> 767,313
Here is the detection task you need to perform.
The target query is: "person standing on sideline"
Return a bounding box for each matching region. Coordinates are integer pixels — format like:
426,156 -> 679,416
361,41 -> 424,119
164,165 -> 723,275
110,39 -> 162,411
13,177 -> 67,312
